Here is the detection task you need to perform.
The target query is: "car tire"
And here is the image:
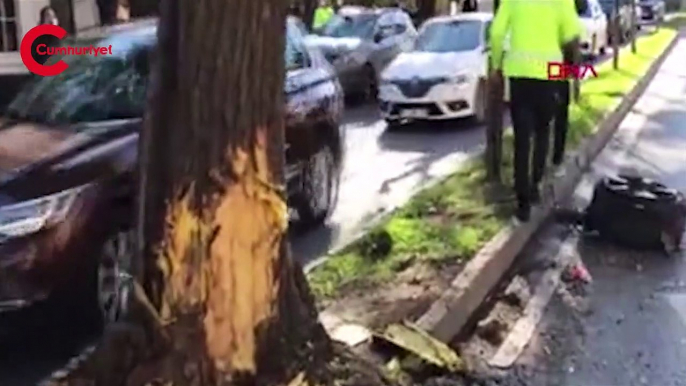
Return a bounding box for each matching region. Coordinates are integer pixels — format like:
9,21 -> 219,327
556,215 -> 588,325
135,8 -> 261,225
97,229 -> 135,325
361,64 -> 378,103
473,80 -> 487,124
294,145 -> 338,227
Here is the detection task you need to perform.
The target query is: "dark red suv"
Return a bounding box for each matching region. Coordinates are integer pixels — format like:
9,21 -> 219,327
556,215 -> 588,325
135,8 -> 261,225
0,17 -> 344,335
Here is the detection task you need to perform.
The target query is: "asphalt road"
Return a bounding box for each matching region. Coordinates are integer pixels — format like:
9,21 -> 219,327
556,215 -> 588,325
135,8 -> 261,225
0,35 -> 637,385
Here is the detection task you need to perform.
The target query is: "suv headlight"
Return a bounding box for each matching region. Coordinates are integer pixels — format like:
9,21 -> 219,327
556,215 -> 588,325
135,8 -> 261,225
0,185 -> 89,240
438,74 -> 469,84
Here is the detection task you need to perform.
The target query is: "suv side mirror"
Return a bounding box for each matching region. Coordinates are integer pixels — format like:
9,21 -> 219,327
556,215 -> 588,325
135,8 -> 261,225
294,51 -> 308,68
373,32 -> 384,43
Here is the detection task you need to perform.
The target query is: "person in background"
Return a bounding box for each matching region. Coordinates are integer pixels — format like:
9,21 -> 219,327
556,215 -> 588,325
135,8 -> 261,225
289,4 -> 308,34
552,0 -> 587,170
39,6 -> 59,25
489,0 -> 582,222
312,0 -> 334,31
462,0 -> 478,12
34,7 -> 61,65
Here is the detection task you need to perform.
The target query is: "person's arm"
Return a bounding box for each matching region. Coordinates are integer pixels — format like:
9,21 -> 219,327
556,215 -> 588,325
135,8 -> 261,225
489,0 -> 511,72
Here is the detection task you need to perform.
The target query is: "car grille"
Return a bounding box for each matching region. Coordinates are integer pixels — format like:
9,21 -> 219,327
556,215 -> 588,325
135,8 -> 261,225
391,78 -> 444,98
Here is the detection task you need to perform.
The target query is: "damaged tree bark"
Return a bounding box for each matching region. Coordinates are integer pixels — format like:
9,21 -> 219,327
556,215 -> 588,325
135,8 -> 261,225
48,0 -> 390,385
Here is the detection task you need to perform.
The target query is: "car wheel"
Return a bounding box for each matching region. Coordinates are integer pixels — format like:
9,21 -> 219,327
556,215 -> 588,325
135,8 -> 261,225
295,145 -> 337,227
98,230 -> 134,324
362,64 -> 378,103
473,80 -> 487,124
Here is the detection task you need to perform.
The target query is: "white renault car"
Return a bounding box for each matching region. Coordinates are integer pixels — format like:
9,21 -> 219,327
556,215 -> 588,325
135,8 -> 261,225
378,13 -> 492,127
579,0 -> 608,57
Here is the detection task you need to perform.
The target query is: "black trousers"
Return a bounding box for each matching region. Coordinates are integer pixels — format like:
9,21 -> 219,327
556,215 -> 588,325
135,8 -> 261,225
553,80 -> 570,165
509,78 -> 557,205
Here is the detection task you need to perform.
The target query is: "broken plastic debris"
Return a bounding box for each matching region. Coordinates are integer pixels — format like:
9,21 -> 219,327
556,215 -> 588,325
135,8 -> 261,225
563,264 -> 592,284
376,322 -> 465,372
329,323 -> 372,347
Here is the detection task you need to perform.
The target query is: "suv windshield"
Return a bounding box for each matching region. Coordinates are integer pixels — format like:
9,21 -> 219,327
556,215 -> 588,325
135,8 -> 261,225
321,13 -> 378,38
415,20 -> 481,53
6,36 -> 150,126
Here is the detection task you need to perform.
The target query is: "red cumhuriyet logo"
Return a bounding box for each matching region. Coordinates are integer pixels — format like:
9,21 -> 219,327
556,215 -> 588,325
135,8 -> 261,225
20,24 -> 113,77
547,62 -> 598,80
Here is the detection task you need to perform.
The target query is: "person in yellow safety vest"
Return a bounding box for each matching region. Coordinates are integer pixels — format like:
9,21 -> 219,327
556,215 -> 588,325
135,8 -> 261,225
489,0 -> 582,222
313,0 -> 335,31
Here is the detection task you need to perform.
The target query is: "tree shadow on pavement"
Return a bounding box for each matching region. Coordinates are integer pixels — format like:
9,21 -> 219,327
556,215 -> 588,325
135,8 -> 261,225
289,221 -> 339,268
375,119 -> 485,195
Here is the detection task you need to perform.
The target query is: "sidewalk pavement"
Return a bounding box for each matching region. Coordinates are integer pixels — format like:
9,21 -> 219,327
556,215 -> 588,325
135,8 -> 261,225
489,31 -> 686,385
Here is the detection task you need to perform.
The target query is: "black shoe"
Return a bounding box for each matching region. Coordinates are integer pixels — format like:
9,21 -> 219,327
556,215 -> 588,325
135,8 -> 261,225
516,203 -> 531,222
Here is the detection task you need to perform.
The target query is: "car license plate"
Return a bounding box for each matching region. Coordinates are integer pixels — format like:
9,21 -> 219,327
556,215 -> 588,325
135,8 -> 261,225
400,108 -> 427,118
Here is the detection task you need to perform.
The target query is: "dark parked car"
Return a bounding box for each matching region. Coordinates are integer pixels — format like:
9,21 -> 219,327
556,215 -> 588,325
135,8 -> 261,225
305,6 -> 417,102
0,17 -> 344,335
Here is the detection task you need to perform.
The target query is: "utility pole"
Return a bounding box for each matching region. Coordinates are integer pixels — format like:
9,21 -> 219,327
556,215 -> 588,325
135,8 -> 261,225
630,0 -> 636,54
612,0 -> 619,69
485,0 -> 502,182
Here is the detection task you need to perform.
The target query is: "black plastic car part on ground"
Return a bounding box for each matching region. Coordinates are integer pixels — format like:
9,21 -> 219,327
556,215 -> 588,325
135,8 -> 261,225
0,17 -> 344,328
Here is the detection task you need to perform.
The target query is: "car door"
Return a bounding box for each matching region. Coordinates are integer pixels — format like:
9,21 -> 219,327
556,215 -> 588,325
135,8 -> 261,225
371,12 -> 402,71
284,20 -> 340,167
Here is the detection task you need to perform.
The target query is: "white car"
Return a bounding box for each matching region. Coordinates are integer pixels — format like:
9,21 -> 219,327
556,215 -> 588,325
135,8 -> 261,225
378,13 -> 492,126
579,0 -> 608,57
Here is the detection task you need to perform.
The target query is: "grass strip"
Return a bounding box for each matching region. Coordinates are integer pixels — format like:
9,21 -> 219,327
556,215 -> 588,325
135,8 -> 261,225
307,26 -> 679,300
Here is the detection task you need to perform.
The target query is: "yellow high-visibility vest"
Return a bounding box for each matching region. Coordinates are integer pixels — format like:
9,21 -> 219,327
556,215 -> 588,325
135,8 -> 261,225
490,0 -> 582,80
313,6 -> 334,30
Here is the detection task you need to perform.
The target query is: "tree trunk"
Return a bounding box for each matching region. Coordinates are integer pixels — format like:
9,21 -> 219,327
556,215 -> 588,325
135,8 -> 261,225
129,0 -> 159,18
45,0 -> 391,384
133,0 -> 335,382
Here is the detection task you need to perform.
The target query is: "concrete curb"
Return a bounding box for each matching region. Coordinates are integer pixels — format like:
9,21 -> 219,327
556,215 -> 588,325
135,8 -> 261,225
415,32 -> 681,343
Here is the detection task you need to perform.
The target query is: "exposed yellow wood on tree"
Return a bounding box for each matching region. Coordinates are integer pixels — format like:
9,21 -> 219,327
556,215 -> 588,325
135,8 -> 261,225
204,125 -> 287,372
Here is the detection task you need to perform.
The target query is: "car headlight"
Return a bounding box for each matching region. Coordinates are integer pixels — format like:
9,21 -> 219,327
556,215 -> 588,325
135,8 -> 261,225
0,185 -> 88,240
439,74 -> 469,84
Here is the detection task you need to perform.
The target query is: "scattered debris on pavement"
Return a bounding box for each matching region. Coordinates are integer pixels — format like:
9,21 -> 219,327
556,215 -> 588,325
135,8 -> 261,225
375,322 -> 465,373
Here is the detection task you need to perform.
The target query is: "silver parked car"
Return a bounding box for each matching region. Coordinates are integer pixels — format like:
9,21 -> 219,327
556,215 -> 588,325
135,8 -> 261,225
636,0 -> 665,27
304,6 -> 418,102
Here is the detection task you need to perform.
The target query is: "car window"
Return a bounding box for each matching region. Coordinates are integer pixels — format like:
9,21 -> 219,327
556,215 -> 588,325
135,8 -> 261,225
285,20 -> 310,70
414,20 -> 481,53
321,13 -> 378,39
6,41 -> 152,125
